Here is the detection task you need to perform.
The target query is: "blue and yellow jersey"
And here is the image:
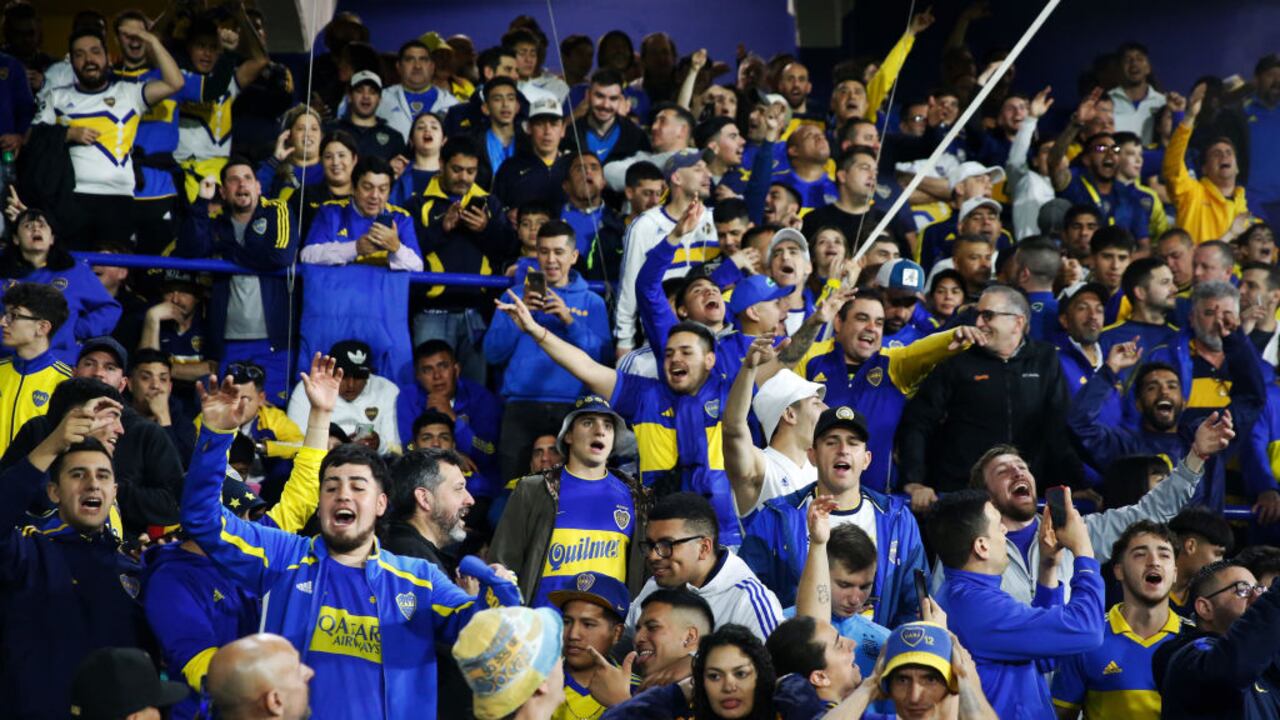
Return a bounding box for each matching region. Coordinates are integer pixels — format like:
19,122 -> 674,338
307,561 -> 387,719
37,79 -> 148,196
0,351 -> 72,456
532,470 -> 634,609
1052,604 -> 1185,719
772,169 -> 837,215
195,404 -> 303,461
610,369 -> 740,546
555,673 -> 606,720
177,76 -> 240,162
795,330 -> 960,493
115,64 -> 206,199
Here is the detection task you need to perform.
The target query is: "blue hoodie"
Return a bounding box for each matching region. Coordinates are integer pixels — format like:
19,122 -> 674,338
396,376 -> 504,498
2,262 -> 122,365
141,543 -> 260,720
740,483 -> 928,629
484,261 -> 611,403
940,557 -> 1106,720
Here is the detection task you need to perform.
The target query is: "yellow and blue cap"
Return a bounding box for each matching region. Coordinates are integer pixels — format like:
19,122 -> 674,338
881,621 -> 955,693
548,571 -> 630,622
454,607 -> 564,720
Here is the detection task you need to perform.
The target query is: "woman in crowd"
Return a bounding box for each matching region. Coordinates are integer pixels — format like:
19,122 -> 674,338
390,111 -> 446,206
300,130 -> 360,237
0,209 -> 121,364
257,104 -> 325,202
693,625 -> 778,720
926,268 -> 966,327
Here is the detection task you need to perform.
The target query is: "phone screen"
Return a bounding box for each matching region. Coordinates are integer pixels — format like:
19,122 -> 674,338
914,569 -> 929,605
525,271 -> 547,297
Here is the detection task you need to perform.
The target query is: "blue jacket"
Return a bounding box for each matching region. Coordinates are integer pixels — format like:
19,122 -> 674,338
0,52 -> 35,136
600,683 -> 693,719
940,558 -> 1106,720
1161,576 -> 1280,719
740,483 -> 927,628
0,459 -> 152,720
141,543 -> 259,720
1,262 -> 122,365
484,265 -> 611,403
1027,291 -> 1059,343
182,428 -> 521,719
175,197 -> 298,361
396,376 -> 504,498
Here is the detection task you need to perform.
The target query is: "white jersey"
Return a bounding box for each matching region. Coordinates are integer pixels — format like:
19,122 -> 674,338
614,204 -> 719,349
801,492 -> 878,548
176,76 -> 241,161
372,84 -> 461,143
743,448 -> 817,516
36,79 -> 148,196
627,551 -> 783,641
522,73 -> 569,104
287,374 -> 402,454
35,56 -> 73,103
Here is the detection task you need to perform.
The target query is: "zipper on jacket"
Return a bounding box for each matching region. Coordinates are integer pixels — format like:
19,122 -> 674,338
10,370 -> 25,444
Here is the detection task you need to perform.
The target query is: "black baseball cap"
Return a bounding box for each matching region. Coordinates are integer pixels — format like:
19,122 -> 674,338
330,339 -> 373,378
69,647 -> 187,720
813,405 -> 870,443
79,336 -> 128,369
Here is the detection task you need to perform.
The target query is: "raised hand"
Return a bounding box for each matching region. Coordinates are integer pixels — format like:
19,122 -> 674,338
1075,87 -> 1103,126
495,289 -> 544,337
817,285 -> 857,324
197,174 -> 219,200
1105,337 -> 1143,373
1192,410 -> 1235,458
1166,91 -> 1187,114
909,6 -> 936,34
273,129 -> 293,162
300,353 -> 342,413
807,494 -> 837,545
1030,86 -> 1054,118
197,375 -> 252,432
729,247 -> 761,272
673,199 -> 703,239
743,335 -> 779,370
1188,82 -> 1207,119
691,49 -> 708,73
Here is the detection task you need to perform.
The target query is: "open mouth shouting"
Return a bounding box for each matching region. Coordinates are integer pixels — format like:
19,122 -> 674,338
1010,479 -> 1034,503
331,507 -> 357,530
1142,567 -> 1165,592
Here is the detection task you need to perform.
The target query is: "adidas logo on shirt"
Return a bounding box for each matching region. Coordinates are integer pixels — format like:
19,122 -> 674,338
296,581 -> 314,594
1102,660 -> 1123,675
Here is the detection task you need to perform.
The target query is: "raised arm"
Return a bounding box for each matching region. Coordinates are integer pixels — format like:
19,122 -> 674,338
1067,340 -> 1142,470
724,338 -> 772,514
796,495 -> 838,620
230,5 -> 270,89
264,354 -> 341,533
494,290 -> 618,399
1050,89 -> 1102,192
125,27 -> 184,106
1162,86 -> 1202,202
865,7 -> 932,119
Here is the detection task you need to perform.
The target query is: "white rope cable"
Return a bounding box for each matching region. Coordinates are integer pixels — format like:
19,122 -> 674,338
285,0 -> 321,374
852,0 -> 917,254
849,0 -> 1062,264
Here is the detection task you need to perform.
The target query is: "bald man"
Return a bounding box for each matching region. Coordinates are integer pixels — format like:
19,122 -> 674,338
207,634 -> 314,720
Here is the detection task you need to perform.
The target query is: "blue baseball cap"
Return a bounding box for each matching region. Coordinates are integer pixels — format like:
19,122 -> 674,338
662,148 -> 705,180
875,258 -> 926,294
881,622 -> 955,693
727,274 -> 793,317
548,571 -> 630,622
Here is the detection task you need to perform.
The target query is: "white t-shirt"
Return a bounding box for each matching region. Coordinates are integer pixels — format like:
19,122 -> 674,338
743,447 -> 817,516
37,79 -> 149,196
802,491 -> 878,547
287,374 -> 402,454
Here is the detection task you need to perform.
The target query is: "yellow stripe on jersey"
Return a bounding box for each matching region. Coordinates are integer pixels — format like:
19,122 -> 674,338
62,110 -> 141,164
672,244 -> 721,265
704,424 -> 726,471
633,422 -> 678,473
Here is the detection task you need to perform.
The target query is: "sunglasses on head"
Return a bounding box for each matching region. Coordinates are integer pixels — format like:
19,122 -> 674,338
227,362 -> 265,384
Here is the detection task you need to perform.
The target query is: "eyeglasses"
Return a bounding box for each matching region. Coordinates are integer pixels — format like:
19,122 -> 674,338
908,114 -> 926,123
1092,144 -> 1122,154
226,362 -> 265,383
1,311 -> 41,324
888,296 -> 919,309
639,535 -> 704,559
976,309 -> 1021,323
1204,581 -> 1267,600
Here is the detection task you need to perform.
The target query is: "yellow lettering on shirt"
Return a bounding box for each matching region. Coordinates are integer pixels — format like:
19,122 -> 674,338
309,606 -> 383,664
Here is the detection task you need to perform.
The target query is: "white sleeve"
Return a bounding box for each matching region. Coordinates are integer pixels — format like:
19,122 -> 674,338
603,156 -> 637,193
378,382 -> 401,452
285,381 -> 311,430
613,219 -> 654,350
728,580 -> 784,640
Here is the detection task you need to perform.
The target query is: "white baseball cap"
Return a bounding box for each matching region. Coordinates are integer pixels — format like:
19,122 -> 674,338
752,369 -> 826,441
768,227 -> 810,262
957,196 -> 1003,225
947,161 -> 1005,190
350,70 -> 382,90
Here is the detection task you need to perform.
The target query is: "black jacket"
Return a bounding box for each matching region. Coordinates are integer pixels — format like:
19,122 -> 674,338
1159,579 -> 1280,719
2,407 -> 186,533
491,148 -> 572,211
563,116 -> 650,165
897,338 -> 1082,492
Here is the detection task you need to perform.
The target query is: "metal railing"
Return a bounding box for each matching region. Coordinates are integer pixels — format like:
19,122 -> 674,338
74,252 -> 611,293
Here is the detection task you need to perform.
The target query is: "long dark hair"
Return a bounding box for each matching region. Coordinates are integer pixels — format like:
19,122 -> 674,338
692,625 -> 776,720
